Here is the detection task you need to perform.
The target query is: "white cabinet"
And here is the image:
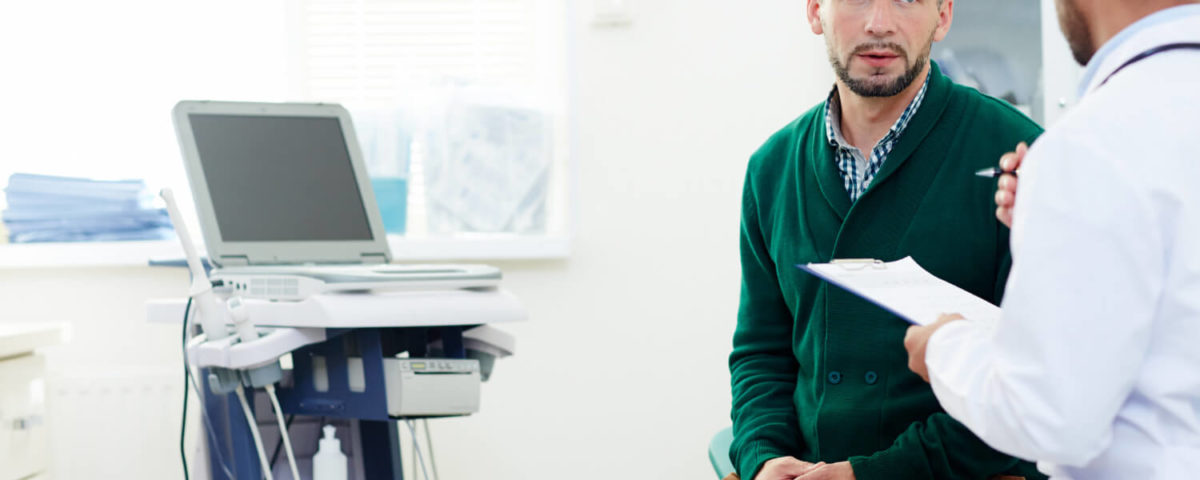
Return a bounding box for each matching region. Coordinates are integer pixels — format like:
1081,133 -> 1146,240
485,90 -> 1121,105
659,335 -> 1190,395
0,354 -> 50,480
933,0 -> 1084,127
0,324 -> 63,480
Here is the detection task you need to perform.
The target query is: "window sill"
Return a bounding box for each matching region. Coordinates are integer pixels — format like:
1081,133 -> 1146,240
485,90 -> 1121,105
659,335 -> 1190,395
0,235 -> 570,269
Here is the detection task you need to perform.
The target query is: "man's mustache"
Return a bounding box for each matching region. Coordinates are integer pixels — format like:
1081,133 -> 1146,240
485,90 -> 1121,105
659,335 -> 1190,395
849,42 -> 908,60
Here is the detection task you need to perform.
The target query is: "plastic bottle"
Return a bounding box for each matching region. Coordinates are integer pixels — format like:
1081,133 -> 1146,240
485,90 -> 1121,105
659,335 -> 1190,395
313,424 -> 348,480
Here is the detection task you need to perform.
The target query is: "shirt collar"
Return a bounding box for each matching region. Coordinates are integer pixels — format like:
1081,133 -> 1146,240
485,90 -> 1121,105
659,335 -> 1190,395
825,69 -> 931,149
1077,4 -> 1200,96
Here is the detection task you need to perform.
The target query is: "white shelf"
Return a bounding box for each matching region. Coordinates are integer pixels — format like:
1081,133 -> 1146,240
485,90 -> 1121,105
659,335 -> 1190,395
0,235 -> 570,269
0,323 -> 66,358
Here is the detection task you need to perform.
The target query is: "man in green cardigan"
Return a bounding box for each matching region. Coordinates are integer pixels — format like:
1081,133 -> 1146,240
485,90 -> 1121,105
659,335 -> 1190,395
729,1 -> 1044,479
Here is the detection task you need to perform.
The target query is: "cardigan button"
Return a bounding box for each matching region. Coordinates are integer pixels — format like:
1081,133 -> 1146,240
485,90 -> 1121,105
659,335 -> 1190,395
827,371 -> 842,385
864,371 -> 878,385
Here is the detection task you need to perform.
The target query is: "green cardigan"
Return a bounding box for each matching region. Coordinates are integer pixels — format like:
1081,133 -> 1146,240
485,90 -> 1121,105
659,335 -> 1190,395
729,63 -> 1043,480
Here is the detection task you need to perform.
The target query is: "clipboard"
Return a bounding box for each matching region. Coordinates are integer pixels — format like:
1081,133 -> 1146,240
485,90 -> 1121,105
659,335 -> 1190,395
797,257 -> 1001,326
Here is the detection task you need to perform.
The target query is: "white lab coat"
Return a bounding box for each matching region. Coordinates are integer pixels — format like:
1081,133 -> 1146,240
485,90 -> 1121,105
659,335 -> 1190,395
924,6 -> 1200,479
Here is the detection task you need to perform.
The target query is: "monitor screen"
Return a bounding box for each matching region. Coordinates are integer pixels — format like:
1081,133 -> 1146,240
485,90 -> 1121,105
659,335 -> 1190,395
188,114 -> 374,242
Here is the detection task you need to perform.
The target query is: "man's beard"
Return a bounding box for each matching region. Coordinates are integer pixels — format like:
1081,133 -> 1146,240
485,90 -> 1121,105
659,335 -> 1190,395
1057,0 -> 1095,65
829,40 -> 930,98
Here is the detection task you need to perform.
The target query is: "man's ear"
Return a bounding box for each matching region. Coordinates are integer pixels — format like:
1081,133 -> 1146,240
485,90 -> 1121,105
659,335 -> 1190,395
932,0 -> 954,42
807,0 -> 825,35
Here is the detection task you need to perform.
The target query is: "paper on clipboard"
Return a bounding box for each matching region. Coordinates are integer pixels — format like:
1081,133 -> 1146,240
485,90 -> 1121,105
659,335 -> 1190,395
797,257 -> 1001,326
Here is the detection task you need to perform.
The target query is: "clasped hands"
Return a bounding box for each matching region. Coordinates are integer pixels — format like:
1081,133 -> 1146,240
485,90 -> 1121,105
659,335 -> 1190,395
754,457 -> 854,480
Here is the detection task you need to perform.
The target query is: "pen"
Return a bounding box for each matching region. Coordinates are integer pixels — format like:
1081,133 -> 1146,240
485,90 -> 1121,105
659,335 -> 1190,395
974,167 -> 1018,178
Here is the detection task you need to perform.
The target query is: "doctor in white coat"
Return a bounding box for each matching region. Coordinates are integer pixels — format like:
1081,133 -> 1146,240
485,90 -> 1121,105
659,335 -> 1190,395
902,1 -> 1200,479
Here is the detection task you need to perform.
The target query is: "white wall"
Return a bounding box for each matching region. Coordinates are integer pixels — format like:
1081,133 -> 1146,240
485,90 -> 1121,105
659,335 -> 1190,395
0,1 -> 833,478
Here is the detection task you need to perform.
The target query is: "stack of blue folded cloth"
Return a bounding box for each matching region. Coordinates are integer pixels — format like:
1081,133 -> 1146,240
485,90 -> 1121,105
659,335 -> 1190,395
2,173 -> 173,243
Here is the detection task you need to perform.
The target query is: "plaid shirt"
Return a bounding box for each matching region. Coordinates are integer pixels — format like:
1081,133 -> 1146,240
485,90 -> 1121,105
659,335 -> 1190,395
824,73 -> 930,202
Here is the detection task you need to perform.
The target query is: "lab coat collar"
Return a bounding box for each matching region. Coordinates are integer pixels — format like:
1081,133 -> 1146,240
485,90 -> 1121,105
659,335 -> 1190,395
1078,5 -> 1200,96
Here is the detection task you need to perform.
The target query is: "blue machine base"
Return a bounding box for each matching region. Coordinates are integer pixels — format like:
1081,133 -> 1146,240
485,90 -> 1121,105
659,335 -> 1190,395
202,325 -> 472,480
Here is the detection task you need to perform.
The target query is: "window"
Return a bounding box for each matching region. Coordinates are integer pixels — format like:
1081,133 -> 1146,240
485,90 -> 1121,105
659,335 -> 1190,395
0,0 -> 570,262
288,0 -> 570,241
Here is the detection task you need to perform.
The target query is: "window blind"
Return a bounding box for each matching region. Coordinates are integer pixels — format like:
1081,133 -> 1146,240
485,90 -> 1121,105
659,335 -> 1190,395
293,0 -> 542,103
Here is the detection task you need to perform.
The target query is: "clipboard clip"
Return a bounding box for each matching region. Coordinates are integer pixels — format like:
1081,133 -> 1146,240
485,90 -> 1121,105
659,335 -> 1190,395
831,258 -> 886,271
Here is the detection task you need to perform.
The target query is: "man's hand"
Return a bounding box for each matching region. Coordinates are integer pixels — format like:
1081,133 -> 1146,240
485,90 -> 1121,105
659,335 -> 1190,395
794,461 -> 855,480
754,456 -> 824,480
904,314 -> 966,382
995,142 -> 1027,228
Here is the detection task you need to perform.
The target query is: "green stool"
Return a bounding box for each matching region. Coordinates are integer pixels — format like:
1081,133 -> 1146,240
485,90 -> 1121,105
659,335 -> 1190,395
708,426 -> 735,478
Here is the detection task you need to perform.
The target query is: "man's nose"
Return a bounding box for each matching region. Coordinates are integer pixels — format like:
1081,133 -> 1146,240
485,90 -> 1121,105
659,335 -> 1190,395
864,0 -> 898,37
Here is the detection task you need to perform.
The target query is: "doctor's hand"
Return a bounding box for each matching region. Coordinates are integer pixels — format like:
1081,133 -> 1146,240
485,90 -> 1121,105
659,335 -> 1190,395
995,142 -> 1027,228
793,461 -> 855,480
904,314 -> 966,383
753,457 -> 824,480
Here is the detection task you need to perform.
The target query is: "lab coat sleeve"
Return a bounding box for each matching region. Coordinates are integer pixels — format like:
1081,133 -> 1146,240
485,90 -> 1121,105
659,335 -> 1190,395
925,130 -> 1162,467
729,167 -> 804,479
